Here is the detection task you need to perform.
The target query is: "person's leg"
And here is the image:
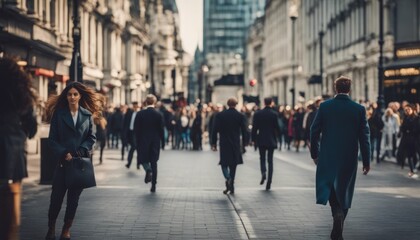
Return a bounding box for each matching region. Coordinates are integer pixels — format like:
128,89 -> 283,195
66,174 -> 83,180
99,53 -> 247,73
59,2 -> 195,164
46,170 -> 67,239
150,161 -> 158,192
0,181 -> 22,240
376,134 -> 382,163
99,141 -> 105,164
266,148 -> 274,189
392,133 -> 397,157
329,188 -> 347,239
61,188 -> 83,239
259,147 -> 267,184
229,164 -> 237,194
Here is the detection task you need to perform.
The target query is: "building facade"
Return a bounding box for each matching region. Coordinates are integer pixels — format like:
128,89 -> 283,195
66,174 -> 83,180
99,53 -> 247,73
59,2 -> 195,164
0,0 -> 189,110
202,0 -> 265,104
245,0 -> 417,107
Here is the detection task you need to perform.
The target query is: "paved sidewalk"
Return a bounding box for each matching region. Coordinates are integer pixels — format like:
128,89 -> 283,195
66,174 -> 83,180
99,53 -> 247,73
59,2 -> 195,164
20,147 -> 420,239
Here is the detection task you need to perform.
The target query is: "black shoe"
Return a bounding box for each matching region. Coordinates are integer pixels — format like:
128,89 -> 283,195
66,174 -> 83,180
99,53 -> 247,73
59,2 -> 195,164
150,184 -> 156,192
144,170 -> 152,183
125,164 -> 129,169
223,180 -> 230,194
331,215 -> 344,240
266,182 -> 271,191
230,184 -> 235,194
260,174 -> 266,185
137,165 -> 140,170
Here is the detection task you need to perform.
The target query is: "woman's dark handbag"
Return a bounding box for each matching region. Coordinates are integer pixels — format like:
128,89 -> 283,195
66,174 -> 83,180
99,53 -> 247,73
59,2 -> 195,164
65,155 -> 96,189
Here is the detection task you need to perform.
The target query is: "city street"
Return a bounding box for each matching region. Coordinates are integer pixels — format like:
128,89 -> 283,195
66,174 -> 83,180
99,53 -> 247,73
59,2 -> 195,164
21,146 -> 420,240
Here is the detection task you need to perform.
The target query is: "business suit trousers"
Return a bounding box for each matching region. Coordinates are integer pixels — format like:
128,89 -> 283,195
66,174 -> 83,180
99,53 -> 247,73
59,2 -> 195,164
48,166 -> 83,222
126,131 -> 138,168
258,147 -> 274,183
0,181 -> 21,240
329,188 -> 348,219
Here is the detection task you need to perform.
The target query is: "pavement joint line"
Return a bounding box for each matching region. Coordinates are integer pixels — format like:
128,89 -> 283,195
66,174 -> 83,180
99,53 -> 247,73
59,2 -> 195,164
227,194 -> 251,240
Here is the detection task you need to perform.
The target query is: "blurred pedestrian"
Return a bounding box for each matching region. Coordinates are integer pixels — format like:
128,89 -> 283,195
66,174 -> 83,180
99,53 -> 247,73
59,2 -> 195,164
310,76 -> 370,240
380,108 -> 399,162
93,113 -> 107,164
134,95 -> 165,192
44,82 -> 101,240
125,102 -> 140,169
251,97 -> 281,190
211,98 -> 248,194
0,55 -> 37,240
397,104 -> 420,178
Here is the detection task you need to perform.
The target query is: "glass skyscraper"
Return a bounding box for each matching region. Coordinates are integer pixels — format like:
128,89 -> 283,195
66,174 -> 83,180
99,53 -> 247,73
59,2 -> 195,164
203,0 -> 265,56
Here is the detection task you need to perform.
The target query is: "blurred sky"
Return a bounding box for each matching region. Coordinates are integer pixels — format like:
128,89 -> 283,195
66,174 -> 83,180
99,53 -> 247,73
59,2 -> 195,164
176,0 -> 203,56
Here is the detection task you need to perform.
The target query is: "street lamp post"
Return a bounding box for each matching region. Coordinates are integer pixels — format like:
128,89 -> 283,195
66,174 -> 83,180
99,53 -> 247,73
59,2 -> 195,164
69,0 -> 83,83
319,30 -> 324,95
289,2 -> 298,107
377,0 -> 385,113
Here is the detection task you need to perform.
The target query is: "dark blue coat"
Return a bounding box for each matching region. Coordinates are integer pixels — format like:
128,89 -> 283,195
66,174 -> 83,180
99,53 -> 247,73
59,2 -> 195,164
49,107 -> 96,162
251,107 -> 281,148
211,108 -> 247,166
134,107 -> 165,164
310,94 -> 370,209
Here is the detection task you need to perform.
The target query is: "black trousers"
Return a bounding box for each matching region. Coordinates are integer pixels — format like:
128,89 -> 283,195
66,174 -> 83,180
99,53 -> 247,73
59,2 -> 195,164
143,161 -> 158,184
47,166 -> 83,222
258,147 -> 274,183
329,188 -> 348,219
126,131 -> 138,168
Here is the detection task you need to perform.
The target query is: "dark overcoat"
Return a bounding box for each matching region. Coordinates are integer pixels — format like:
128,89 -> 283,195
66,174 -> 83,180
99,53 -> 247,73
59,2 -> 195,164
0,108 -> 37,180
49,107 -> 96,162
310,94 -> 370,209
134,107 -> 165,164
211,108 -> 247,166
251,107 -> 281,148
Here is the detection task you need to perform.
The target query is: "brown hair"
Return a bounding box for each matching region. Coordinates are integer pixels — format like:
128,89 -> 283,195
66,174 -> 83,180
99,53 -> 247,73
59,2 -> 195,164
334,76 -> 352,94
45,82 -> 103,122
227,97 -> 238,108
144,94 -> 157,106
0,56 -> 37,114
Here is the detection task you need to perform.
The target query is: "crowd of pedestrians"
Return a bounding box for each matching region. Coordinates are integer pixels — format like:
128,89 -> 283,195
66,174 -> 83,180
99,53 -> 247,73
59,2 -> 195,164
99,91 -> 420,181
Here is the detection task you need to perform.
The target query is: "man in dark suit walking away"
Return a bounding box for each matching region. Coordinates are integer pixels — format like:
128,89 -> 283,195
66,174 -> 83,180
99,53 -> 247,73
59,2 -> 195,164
310,76 -> 371,240
124,102 -> 141,169
211,98 -> 248,194
251,97 -> 281,190
134,95 -> 165,192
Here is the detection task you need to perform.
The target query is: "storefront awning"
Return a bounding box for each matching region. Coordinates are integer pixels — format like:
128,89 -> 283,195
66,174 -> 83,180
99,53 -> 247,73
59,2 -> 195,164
384,57 -> 420,80
308,75 -> 322,84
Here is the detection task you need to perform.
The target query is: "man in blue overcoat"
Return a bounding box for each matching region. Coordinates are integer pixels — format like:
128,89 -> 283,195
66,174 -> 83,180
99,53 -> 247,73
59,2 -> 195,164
310,76 -> 371,240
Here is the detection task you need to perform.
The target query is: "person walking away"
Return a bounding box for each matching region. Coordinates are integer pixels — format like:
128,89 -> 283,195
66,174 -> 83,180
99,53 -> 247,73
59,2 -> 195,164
251,97 -> 281,190
93,113 -> 107,164
368,103 -> 384,163
380,108 -> 399,162
397,104 -> 420,178
110,107 -> 123,149
310,76 -> 370,240
124,102 -> 141,169
0,56 -> 37,240
44,82 -> 101,240
134,95 -> 165,192
211,98 -> 248,194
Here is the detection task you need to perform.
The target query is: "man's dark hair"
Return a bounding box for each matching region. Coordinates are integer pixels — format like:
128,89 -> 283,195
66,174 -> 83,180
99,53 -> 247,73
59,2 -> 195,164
334,76 -> 352,94
227,98 -> 238,108
264,97 -> 273,106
